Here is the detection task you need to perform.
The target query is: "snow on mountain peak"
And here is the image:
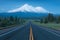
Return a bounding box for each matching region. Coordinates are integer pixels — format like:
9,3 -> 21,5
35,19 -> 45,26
8,4 -> 48,13
35,7 -> 48,13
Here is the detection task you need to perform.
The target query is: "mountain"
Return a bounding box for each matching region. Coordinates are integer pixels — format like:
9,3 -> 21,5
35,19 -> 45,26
8,4 -> 48,13
0,4 -> 50,19
0,4 -> 60,19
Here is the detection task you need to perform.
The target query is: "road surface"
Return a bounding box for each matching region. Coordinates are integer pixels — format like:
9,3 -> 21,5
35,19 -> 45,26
0,22 -> 60,40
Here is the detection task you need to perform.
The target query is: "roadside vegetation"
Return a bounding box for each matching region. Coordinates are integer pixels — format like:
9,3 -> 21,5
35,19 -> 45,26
34,13 -> 60,30
0,16 -> 26,29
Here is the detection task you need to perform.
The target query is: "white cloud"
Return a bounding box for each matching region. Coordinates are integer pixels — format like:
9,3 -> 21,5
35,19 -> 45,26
8,4 -> 49,13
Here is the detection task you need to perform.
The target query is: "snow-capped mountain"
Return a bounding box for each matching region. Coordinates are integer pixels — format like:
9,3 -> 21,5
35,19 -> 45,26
8,4 -> 49,13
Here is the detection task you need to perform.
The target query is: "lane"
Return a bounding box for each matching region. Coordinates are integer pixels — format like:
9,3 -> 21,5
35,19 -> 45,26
0,22 -> 30,40
8,24 -> 30,40
31,23 -> 60,40
0,22 -> 60,40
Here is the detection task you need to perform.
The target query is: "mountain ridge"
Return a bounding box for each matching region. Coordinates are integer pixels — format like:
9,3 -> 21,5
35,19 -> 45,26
0,12 -> 48,19
8,4 -> 48,13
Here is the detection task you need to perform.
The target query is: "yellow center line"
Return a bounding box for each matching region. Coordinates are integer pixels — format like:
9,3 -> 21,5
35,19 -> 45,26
29,25 -> 34,40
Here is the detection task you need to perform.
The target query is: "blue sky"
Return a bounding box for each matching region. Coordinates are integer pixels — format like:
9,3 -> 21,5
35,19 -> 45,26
0,0 -> 60,14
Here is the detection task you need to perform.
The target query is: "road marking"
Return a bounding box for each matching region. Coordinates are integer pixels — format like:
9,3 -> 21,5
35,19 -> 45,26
29,26 -> 34,40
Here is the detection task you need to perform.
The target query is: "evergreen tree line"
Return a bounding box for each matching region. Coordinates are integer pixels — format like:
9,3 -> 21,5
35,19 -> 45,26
40,13 -> 60,23
0,16 -> 25,27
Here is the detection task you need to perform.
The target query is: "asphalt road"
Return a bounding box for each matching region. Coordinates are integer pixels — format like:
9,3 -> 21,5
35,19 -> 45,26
0,22 -> 60,40
31,23 -> 60,40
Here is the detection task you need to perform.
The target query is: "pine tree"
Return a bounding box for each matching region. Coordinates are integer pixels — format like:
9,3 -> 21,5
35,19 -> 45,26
40,19 -> 43,23
48,13 -> 54,22
56,16 -> 60,23
44,18 -> 48,23
9,16 -> 14,22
